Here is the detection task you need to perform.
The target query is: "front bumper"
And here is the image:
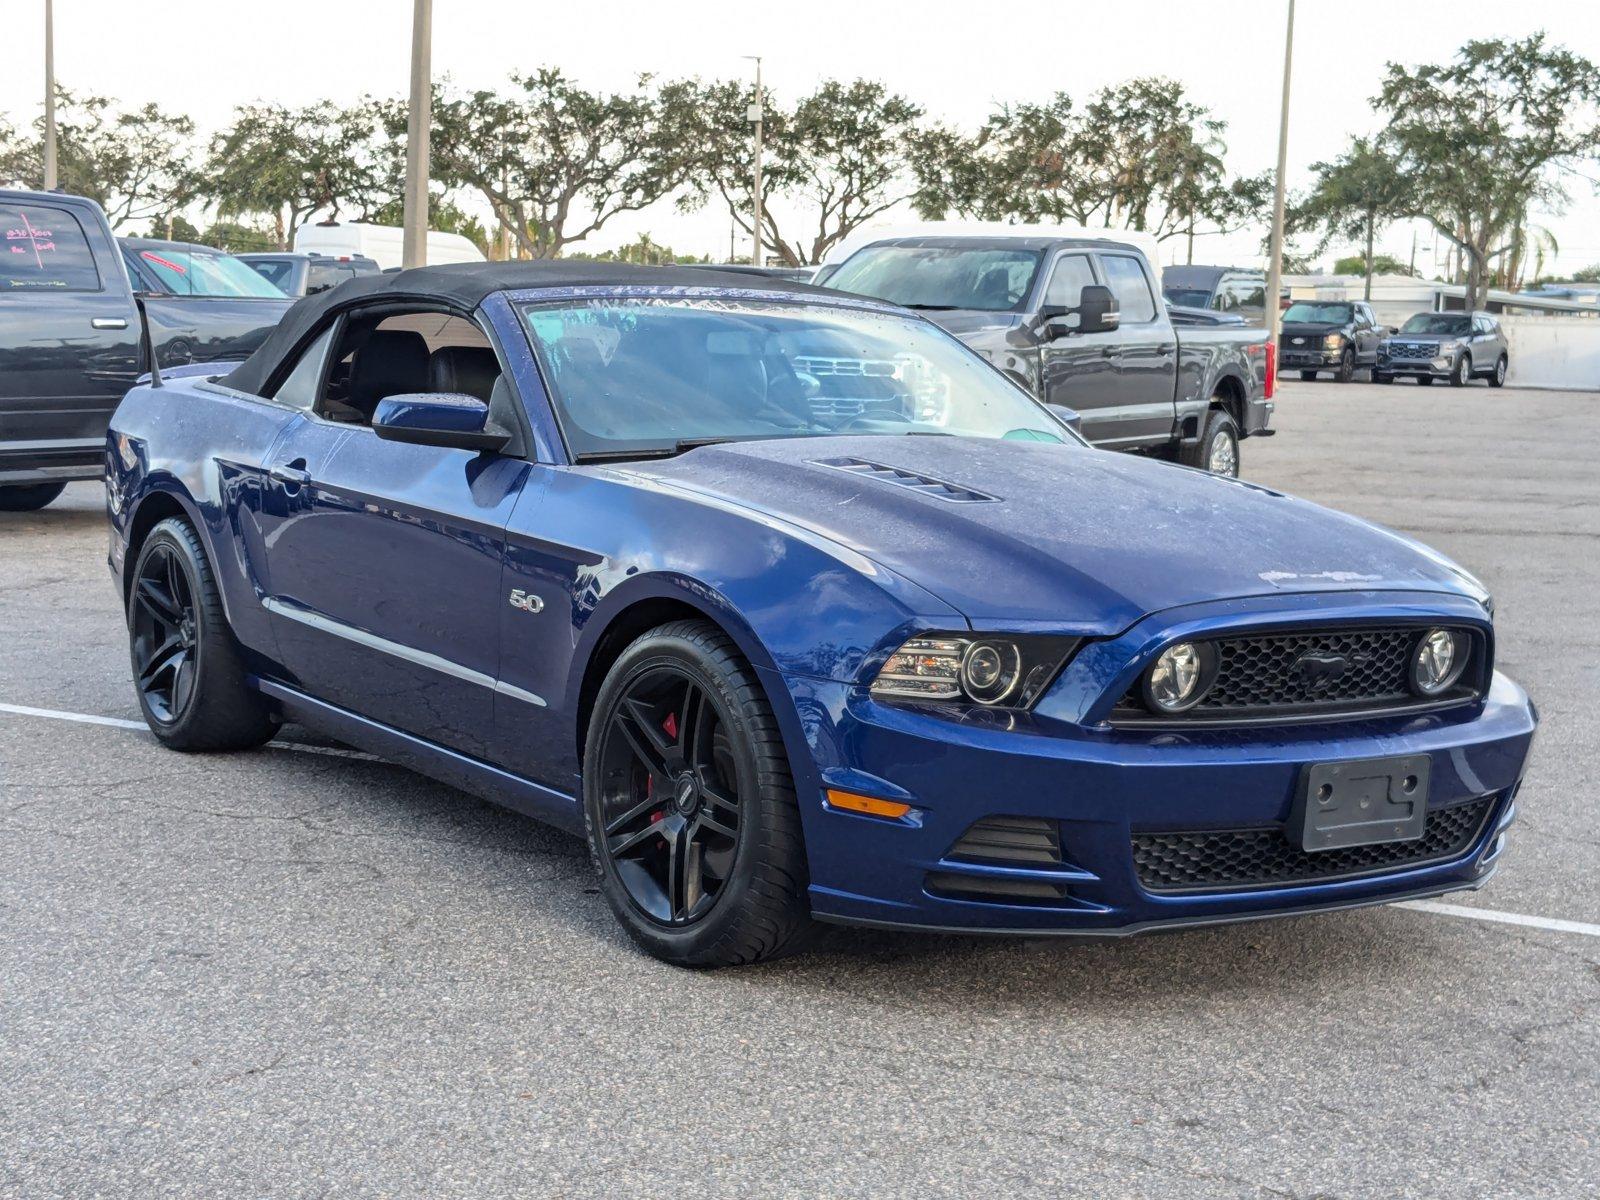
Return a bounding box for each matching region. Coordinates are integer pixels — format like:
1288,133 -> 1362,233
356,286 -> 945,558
1379,353 -> 1456,378
1279,345 -> 1343,369
770,603 -> 1535,936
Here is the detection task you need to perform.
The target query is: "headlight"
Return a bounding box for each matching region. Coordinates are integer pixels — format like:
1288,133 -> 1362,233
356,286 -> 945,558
1437,340 -> 1460,355
1141,641 -> 1219,713
870,634 -> 1077,708
1410,628 -> 1468,697
1322,333 -> 1345,349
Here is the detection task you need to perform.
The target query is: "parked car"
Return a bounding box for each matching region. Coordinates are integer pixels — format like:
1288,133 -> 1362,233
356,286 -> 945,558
0,191 -> 290,511
119,237 -> 295,371
238,251 -> 381,297
1161,265 -> 1268,325
293,221 -> 486,271
105,261 -> 1534,966
823,235 -> 1274,476
1277,299 -> 1386,382
1166,304 -> 1248,327
1377,312 -> 1509,387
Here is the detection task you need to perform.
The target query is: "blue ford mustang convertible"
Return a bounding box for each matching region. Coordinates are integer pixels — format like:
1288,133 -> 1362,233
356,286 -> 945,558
105,262 -> 1537,966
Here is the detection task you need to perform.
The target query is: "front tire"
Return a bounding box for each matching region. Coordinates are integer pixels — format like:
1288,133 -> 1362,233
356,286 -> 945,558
1417,375 -> 1434,386
583,620 -> 810,967
0,482 -> 68,512
1335,347 -> 1356,382
1181,407 -> 1240,477
1299,370 -> 1318,381
1451,353 -> 1473,387
128,518 -> 278,750
1490,355 -> 1508,388
1374,371 -> 1393,385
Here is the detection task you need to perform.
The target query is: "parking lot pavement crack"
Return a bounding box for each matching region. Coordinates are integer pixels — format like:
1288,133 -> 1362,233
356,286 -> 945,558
129,1051 -> 292,1130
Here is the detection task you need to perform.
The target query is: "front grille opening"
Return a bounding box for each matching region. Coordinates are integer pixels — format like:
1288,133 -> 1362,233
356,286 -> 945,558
1113,625 -> 1481,725
948,815 -> 1063,866
926,871 -> 1072,904
1131,795 -> 1496,893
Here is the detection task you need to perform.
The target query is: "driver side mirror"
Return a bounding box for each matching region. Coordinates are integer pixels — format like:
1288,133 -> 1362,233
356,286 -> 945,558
1046,403 -> 1083,434
372,393 -> 510,452
1039,285 -> 1121,338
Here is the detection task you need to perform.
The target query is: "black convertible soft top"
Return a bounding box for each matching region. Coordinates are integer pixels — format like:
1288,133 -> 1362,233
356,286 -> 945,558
224,259 -> 835,396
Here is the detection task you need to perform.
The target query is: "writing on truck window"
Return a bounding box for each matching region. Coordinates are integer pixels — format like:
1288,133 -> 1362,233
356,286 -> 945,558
0,204 -> 101,291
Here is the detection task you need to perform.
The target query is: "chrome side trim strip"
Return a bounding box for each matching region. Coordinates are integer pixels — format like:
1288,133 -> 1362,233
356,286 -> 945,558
263,597 -> 546,708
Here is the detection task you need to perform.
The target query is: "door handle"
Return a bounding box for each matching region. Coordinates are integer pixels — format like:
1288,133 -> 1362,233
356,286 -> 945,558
269,460 -> 311,487
1100,346 -> 1117,358
92,317 -> 129,330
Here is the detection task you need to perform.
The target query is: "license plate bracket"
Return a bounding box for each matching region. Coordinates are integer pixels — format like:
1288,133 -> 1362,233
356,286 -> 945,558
1291,754 -> 1432,853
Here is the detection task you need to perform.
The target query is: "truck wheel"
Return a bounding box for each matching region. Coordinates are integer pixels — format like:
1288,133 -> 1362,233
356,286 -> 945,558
128,517 -> 278,751
0,482 -> 68,512
1490,355 -> 1508,388
1299,370 -> 1318,381
1416,375 -> 1434,386
1181,408 -> 1240,477
1373,371 -> 1393,385
1335,347 -> 1356,383
1451,353 -> 1473,387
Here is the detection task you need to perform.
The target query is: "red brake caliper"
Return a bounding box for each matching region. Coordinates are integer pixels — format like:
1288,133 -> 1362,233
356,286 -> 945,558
649,711 -> 678,827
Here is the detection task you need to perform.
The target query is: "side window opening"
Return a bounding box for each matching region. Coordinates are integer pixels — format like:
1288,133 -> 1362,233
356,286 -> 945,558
1043,254 -> 1095,310
316,309 -> 521,452
1098,255 -> 1157,324
1,202 -> 102,292
269,326 -> 336,411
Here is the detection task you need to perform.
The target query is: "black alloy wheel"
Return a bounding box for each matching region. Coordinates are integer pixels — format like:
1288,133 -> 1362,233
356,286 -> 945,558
583,620 -> 810,966
596,665 -> 743,926
131,539 -> 200,724
127,518 -> 278,750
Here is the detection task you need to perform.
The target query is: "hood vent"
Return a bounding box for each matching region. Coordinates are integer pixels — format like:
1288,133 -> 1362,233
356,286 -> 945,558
813,457 -> 999,503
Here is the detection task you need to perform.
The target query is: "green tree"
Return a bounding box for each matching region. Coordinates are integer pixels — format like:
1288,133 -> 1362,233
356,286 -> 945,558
200,101 -> 388,250
912,79 -> 1268,252
1332,252 -> 1413,277
390,69 -> 690,260
0,89 -> 195,229
1569,263 -> 1600,283
1376,35 -> 1600,311
678,78 -> 925,266
1288,137 -> 1414,299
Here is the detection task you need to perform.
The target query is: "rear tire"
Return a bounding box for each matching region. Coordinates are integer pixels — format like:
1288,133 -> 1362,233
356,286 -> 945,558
127,518 -> 278,751
1180,407 -> 1240,477
0,482 -> 68,512
583,619 -> 811,967
1374,371 -> 1393,385
1417,375 -> 1434,386
1451,353 -> 1472,387
1490,355 -> 1508,388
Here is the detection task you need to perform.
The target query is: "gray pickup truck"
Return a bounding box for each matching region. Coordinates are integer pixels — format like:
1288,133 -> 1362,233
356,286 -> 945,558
823,235 -> 1275,474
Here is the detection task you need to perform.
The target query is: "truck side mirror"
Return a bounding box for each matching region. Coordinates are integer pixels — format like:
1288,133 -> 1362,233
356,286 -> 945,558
1038,285 -> 1121,338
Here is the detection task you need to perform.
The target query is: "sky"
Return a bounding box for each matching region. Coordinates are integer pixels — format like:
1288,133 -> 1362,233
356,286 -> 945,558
5,0 -> 1600,274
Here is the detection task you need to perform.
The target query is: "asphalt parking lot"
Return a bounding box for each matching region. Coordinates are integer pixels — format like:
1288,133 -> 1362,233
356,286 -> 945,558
1,380 -> 1596,1198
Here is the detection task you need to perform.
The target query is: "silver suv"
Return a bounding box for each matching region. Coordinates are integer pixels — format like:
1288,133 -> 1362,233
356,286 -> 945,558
1377,311 -> 1509,387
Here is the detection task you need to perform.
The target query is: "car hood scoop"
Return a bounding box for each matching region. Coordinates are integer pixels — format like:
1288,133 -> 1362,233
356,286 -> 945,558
620,436 -> 1481,631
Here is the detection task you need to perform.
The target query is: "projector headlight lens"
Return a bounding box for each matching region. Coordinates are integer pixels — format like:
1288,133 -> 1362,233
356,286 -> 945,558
871,634 -> 1078,709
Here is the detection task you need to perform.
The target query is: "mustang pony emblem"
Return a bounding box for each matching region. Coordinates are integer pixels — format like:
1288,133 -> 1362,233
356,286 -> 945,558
1294,650 -> 1371,693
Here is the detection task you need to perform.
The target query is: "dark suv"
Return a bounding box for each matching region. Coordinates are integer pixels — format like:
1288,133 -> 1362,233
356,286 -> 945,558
1278,299 -> 1386,382
1377,312 -> 1509,387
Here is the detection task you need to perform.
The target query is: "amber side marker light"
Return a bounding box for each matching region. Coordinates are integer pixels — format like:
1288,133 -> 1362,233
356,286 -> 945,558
825,789 -> 912,820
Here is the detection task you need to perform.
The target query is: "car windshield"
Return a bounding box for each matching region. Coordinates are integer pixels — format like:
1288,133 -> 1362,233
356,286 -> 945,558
1400,314 -> 1472,335
824,246 -> 1042,312
1283,302 -> 1353,323
244,259 -> 295,291
1162,288 -> 1214,308
519,297 -> 1076,461
135,247 -> 288,298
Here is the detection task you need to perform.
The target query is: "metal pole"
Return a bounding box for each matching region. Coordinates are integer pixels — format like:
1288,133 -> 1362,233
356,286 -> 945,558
401,0 -> 432,269
747,56 -> 763,267
42,0 -> 57,190
1263,0 -> 1295,355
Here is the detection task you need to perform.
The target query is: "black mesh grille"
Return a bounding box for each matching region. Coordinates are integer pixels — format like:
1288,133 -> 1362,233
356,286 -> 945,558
1131,796 -> 1495,893
1114,626 -> 1477,723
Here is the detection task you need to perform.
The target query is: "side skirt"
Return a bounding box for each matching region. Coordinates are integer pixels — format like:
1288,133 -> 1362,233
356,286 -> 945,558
255,679 -> 584,835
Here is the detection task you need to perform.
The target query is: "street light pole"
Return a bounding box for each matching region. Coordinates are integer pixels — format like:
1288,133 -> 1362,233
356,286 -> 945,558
401,0 -> 432,269
745,56 -> 763,267
42,0 -> 57,190
1263,0 -> 1296,357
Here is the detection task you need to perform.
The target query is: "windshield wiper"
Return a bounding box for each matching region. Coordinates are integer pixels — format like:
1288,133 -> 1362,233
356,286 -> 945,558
897,303 -> 960,311
572,437 -> 736,465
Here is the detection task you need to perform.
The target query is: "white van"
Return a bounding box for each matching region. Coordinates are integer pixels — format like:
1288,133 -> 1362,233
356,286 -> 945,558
292,222 -> 486,271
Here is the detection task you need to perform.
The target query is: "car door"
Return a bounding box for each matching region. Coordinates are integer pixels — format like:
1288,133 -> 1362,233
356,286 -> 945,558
1037,252 -> 1119,430
0,199 -> 141,460
1089,252 -> 1179,446
259,310 -> 531,760
1353,303 -> 1381,362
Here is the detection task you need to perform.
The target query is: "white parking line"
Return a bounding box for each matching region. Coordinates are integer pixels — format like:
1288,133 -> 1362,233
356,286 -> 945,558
1394,899 -> 1600,939
0,701 -> 379,762
2,700 -> 1595,940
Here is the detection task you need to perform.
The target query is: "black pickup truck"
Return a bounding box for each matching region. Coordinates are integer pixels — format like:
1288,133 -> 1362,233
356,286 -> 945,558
823,236 -> 1275,475
0,190 -> 292,510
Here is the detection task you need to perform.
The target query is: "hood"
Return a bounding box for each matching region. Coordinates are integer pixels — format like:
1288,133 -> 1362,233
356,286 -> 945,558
616,436 -> 1484,634
1387,330 -> 1464,344
1280,321 -> 1346,338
